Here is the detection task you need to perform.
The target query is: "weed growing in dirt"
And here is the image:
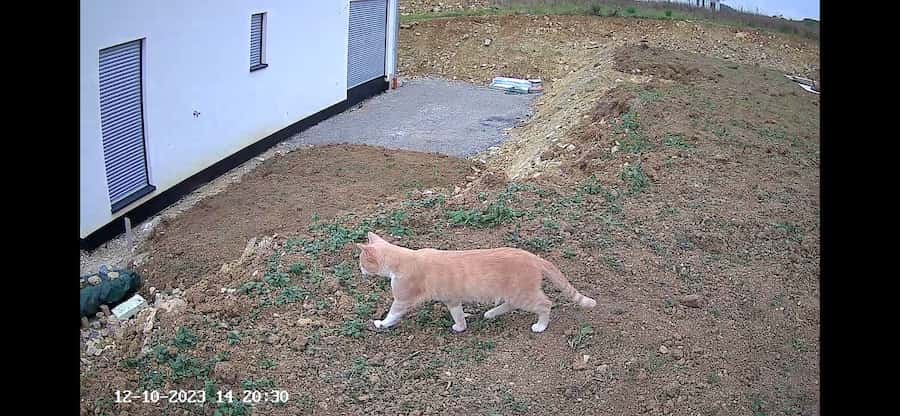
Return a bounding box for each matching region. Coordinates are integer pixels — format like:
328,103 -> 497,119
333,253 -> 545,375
567,323 -> 594,350
416,304 -> 454,329
580,175 -> 604,195
288,262 -> 306,275
174,327 -> 198,350
603,256 -> 625,273
615,110 -> 651,153
773,222 -> 803,242
341,319 -> 366,338
264,271 -> 290,288
500,390 -> 530,414
447,200 -> 524,228
275,285 -> 306,305
241,378 -> 276,390
639,89 -> 661,103
333,262 -> 355,287
750,396 -> 768,416
506,231 -> 557,252
227,331 -> 241,346
214,401 -> 250,416
447,339 -> 497,363
563,249 -> 576,259
622,164 -> 650,195
404,193 -> 446,209
664,133 -> 694,150
258,358 -> 276,370
348,357 -> 369,379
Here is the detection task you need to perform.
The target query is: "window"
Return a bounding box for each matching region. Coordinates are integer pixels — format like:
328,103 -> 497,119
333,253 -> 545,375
99,39 -> 155,212
250,13 -> 267,71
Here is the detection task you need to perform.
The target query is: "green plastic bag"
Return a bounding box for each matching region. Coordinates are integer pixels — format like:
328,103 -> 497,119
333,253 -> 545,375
80,268 -> 142,318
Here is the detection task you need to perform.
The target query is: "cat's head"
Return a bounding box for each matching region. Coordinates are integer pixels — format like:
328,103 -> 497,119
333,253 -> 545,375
356,232 -> 388,277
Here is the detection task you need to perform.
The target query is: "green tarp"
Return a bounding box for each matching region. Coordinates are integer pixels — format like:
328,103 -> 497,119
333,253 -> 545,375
80,268 -> 142,318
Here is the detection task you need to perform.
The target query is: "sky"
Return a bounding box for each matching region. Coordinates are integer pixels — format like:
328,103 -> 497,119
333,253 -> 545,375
719,0 -> 820,20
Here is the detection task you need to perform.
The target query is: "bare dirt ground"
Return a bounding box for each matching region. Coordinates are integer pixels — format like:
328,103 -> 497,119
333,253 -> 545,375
80,12 -> 819,416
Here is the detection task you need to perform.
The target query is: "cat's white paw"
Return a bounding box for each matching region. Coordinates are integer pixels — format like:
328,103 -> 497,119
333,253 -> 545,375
531,322 -> 548,333
484,310 -> 497,319
451,323 -> 467,333
373,320 -> 384,329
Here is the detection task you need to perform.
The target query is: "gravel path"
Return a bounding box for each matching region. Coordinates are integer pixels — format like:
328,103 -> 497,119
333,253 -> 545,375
287,77 -> 537,158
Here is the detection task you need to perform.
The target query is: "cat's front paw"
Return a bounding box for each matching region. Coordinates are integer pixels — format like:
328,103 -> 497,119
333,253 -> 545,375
451,323 -> 467,333
373,320 -> 384,329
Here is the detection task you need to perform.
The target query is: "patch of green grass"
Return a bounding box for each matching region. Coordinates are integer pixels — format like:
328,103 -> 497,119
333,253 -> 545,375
773,222 -> 803,242
263,271 -> 290,288
567,323 -> 594,351
275,285 -> 305,305
664,133 -> 694,150
506,231 -> 558,253
416,305 -> 454,329
348,357 -> 369,379
169,354 -> 207,381
227,331 -> 241,346
638,89 -> 660,103
333,262 -> 355,287
288,262 -> 306,275
500,390 -> 529,414
580,175 -> 604,195
677,263 -> 703,290
140,369 -> 166,390
750,396 -> 768,416
353,291 -> 380,320
602,256 -> 625,273
173,327 -> 198,350
562,249 -> 576,259
621,164 -> 650,195
447,200 -> 524,228
647,352 -> 669,372
214,401 -> 250,416
447,339 -> 497,363
241,378 -> 276,391
791,337 -> 810,353
616,110 -> 651,153
341,319 -> 366,338
542,218 -> 560,231
708,372 -> 721,385
404,193 -> 446,209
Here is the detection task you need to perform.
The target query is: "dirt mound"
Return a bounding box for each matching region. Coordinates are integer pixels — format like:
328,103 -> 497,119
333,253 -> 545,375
614,45 -> 720,83
399,14 -> 820,87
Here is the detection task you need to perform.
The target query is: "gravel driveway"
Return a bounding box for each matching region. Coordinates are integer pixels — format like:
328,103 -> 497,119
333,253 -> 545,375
287,77 -> 537,158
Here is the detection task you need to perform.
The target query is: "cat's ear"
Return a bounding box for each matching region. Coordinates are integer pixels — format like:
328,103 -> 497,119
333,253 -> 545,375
367,232 -> 385,243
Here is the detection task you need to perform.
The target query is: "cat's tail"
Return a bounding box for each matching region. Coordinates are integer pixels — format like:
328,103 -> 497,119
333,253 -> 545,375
539,259 -> 597,308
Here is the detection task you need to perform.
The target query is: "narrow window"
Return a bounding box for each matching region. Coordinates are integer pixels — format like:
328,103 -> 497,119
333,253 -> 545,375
250,13 -> 267,71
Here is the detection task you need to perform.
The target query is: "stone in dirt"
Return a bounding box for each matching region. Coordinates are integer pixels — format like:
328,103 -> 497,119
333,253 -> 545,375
679,294 -> 705,308
573,354 -> 590,370
213,362 -> 238,384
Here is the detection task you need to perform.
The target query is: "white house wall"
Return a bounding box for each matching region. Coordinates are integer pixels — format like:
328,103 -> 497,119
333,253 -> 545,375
80,1 -> 352,238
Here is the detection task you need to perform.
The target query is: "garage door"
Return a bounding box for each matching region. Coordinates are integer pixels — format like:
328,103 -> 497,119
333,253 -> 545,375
348,0 -> 387,89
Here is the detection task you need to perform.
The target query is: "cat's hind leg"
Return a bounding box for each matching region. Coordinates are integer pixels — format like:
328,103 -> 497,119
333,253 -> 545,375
446,303 -> 468,333
483,302 -> 513,319
515,295 -> 552,333
374,301 -> 411,329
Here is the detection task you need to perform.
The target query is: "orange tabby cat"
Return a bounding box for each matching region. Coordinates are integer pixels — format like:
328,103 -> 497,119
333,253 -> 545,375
356,232 -> 596,333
